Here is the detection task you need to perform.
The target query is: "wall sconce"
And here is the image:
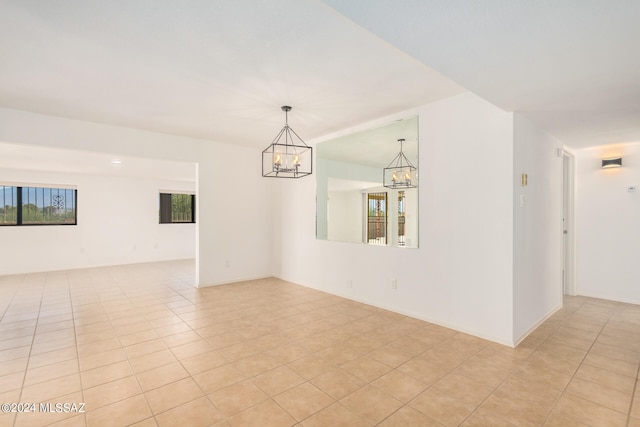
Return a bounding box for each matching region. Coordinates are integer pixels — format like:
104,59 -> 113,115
602,157 -> 622,169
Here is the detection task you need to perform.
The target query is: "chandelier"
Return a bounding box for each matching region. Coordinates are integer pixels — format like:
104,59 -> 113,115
262,106 -> 312,178
383,138 -> 418,188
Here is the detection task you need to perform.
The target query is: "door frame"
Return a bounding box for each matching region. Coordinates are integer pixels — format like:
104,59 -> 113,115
562,148 -> 577,295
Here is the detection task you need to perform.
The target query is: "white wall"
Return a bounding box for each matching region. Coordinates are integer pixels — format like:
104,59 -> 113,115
0,107 -> 274,286
196,142 -> 274,286
328,190 -> 362,243
275,92 -> 517,345
0,102 -> 573,346
0,168 -> 195,275
512,114 -> 564,343
575,143 -> 640,304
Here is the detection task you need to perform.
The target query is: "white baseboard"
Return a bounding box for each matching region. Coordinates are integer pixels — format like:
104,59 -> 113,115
196,274 -> 272,288
512,303 -> 562,347
277,276 -> 515,348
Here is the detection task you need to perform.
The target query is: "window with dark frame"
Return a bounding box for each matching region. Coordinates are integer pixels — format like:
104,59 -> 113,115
367,192 -> 387,245
159,193 -> 195,224
0,185 -> 77,226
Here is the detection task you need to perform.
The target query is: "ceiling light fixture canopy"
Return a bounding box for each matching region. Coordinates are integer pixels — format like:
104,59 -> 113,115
262,106 -> 312,178
383,138 -> 418,188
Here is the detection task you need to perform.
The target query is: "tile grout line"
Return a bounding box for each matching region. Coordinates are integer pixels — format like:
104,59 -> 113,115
155,305 -> 223,425
154,282 -> 238,424
541,302 -> 615,426
166,291 -> 313,425
0,272 -> 28,427
14,273 -> 46,427
183,294 -> 356,423
5,264 -> 639,427
0,273 -> 23,325
16,273 -> 82,426
458,296 -> 603,426
459,356 -> 534,425
64,270 -> 88,427
78,271 -> 153,425
123,277 -> 256,424
109,288 -> 158,426
206,308 -> 415,424
626,361 -> 640,427
366,332 -> 490,426
458,315 -> 568,427
316,321 -> 429,425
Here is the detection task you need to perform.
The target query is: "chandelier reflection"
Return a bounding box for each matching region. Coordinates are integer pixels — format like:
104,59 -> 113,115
383,138 -> 418,188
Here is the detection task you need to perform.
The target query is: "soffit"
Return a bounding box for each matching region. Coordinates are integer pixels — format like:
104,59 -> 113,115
323,0 -> 640,148
0,0 -> 464,149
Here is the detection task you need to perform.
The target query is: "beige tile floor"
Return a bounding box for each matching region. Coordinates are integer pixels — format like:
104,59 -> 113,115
0,260 -> 639,427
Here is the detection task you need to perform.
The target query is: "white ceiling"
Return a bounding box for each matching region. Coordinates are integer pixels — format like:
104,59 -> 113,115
323,0 -> 640,148
1,0 -> 638,161
0,142 -> 196,182
0,0 -> 463,151
328,177 -> 380,193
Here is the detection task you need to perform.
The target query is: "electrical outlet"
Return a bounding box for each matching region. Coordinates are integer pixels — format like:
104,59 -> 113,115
347,279 -> 353,288
391,278 -> 397,289
225,260 -> 230,268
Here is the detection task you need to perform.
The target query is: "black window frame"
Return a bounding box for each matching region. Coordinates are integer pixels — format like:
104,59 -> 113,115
159,193 -> 196,224
366,191 -> 387,245
0,185 -> 78,226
